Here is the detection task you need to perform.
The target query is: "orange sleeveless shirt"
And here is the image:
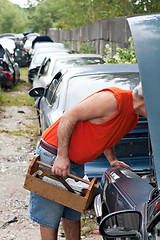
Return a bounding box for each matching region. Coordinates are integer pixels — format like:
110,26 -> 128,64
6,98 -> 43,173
42,87 -> 138,164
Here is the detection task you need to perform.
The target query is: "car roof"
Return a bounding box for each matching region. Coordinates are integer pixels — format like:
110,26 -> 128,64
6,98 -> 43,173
60,63 -> 139,79
34,48 -> 69,54
34,42 -> 65,49
49,53 -> 103,61
50,63 -> 140,116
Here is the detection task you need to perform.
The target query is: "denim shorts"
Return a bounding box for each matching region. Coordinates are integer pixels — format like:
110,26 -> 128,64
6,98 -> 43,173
29,140 -> 84,228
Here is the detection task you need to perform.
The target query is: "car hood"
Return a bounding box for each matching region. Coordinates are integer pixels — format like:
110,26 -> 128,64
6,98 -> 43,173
128,14 -> 160,188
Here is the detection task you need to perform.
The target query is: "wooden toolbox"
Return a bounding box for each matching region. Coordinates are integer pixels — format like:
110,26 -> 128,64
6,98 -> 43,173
24,154 -> 99,213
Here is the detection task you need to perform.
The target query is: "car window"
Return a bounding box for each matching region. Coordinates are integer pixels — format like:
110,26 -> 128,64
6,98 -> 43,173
46,76 -> 63,106
65,73 -> 140,110
42,59 -> 51,76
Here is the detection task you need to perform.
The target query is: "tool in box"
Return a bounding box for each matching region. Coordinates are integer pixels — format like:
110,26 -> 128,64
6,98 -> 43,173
24,154 -> 99,212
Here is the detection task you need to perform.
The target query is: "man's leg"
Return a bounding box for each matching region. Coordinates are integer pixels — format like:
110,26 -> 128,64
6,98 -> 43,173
62,218 -> 81,240
40,225 -> 58,240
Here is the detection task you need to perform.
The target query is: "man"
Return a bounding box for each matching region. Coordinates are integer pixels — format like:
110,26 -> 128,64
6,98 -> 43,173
29,83 -> 146,240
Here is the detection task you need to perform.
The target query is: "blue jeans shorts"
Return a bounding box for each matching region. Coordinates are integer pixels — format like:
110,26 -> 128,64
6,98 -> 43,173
28,140 -> 84,228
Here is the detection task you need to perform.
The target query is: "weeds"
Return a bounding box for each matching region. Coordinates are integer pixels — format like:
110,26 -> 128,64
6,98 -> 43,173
79,40 -> 96,54
0,67 -> 39,143
1,93 -> 34,106
81,212 -> 97,236
103,37 -> 137,64
0,67 -> 34,106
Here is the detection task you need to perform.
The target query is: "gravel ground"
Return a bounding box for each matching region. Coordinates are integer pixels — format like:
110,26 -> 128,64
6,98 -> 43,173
0,99 -> 102,239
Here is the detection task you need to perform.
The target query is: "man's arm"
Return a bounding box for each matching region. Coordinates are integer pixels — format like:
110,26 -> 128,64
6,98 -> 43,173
52,91 -> 118,177
104,147 -> 131,170
51,111 -> 78,177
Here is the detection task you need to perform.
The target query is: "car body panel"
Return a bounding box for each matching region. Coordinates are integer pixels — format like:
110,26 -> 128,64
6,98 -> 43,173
29,42 -> 66,57
31,36 -> 53,48
0,38 -> 16,55
33,54 -> 105,88
128,14 -> 160,188
99,167 -> 159,239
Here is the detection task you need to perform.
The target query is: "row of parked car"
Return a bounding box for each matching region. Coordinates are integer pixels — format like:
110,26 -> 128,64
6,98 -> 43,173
0,31 -> 41,88
28,15 -> 160,240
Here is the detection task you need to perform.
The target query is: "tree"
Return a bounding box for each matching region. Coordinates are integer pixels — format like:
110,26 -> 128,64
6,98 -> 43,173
28,0 -> 58,33
0,0 -> 29,33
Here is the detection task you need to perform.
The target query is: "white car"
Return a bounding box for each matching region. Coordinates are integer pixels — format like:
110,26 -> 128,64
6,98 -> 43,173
28,48 -> 71,84
29,42 -> 66,57
33,54 -> 105,88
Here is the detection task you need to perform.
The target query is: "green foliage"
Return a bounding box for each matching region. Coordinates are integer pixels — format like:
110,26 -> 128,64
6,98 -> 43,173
103,37 -> 137,64
0,0 -> 29,33
28,0 -> 56,33
0,0 -> 160,35
79,40 -> 96,54
0,90 -> 4,104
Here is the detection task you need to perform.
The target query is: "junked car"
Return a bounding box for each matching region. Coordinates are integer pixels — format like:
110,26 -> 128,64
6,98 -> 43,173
0,48 -> 20,88
33,54 -> 105,88
29,42 -> 66,58
0,38 -> 16,56
94,14 -> 160,240
29,63 -> 149,187
28,48 -> 71,84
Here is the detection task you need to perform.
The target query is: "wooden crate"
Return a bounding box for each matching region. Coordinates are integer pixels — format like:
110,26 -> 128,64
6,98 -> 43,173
24,154 -> 99,213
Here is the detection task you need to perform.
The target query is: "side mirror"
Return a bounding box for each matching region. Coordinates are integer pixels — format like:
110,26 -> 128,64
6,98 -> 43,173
29,87 -> 46,97
99,210 -> 142,239
30,66 -> 40,74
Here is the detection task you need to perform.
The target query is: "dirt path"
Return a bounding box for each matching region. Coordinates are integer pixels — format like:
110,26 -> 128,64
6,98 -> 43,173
0,95 -> 101,239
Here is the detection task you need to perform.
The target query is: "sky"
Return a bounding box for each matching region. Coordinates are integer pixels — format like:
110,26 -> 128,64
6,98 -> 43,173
9,0 -> 37,8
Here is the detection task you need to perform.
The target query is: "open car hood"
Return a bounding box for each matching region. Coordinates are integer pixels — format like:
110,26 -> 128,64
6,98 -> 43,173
127,14 -> 160,188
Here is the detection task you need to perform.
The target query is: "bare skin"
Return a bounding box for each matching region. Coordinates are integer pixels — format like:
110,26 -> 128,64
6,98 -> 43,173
52,91 -> 119,177
43,90 -> 146,240
40,225 -> 58,240
52,90 -> 146,176
40,219 -> 80,240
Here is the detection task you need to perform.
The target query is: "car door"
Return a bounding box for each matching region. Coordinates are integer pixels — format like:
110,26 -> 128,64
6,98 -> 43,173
39,75 -> 63,133
14,48 -> 30,67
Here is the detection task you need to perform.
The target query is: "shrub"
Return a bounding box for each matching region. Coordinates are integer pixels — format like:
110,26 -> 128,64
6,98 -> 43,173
103,37 -> 137,64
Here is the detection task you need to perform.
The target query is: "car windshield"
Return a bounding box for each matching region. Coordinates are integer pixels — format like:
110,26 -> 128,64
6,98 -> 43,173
52,57 -> 104,75
65,72 -> 140,110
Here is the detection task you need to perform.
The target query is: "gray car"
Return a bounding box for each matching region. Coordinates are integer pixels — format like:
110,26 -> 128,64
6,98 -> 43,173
33,54 -> 105,88
29,63 -> 148,185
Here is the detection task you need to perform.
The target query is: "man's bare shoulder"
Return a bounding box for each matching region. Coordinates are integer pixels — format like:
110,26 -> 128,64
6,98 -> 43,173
95,89 -> 118,104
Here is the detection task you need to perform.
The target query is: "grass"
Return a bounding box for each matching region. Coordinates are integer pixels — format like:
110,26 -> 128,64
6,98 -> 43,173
81,212 -> 98,236
0,67 -> 34,106
0,67 -> 40,140
0,92 -> 34,106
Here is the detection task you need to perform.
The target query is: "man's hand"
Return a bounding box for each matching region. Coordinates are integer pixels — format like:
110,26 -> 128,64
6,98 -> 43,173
51,156 -> 71,177
110,160 -> 132,171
